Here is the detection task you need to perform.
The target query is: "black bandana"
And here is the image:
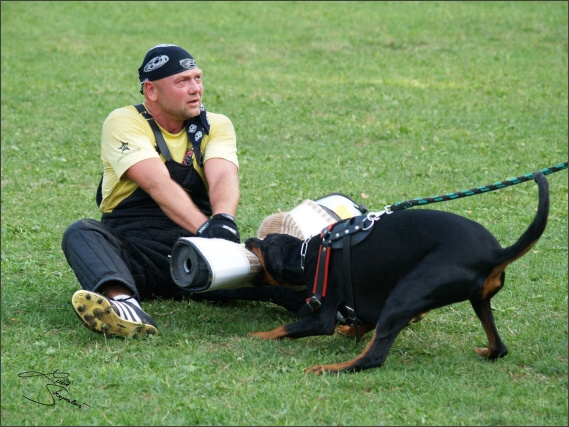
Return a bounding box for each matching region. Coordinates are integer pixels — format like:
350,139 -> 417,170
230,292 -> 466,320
184,102 -> 210,167
138,44 -> 198,94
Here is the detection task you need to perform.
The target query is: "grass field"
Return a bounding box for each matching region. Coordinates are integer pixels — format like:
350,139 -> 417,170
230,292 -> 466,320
1,1 -> 567,425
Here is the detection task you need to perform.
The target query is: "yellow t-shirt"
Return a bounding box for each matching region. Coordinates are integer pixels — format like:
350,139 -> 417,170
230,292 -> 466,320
99,105 -> 238,213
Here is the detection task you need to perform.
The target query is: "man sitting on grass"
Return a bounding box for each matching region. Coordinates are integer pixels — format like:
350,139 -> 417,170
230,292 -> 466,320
62,44 -> 306,338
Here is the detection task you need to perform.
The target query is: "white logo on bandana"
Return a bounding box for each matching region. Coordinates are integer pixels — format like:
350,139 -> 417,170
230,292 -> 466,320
180,58 -> 197,70
143,55 -> 169,72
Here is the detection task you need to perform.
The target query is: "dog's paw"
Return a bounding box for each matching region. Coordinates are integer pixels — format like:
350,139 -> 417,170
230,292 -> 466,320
474,345 -> 508,359
304,362 -> 354,375
248,331 -> 271,339
336,323 -> 375,338
336,324 -> 354,337
474,347 -> 491,358
248,325 -> 288,340
304,364 -> 328,375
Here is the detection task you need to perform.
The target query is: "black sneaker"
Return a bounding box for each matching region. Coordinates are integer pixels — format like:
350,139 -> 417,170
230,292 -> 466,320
71,290 -> 157,338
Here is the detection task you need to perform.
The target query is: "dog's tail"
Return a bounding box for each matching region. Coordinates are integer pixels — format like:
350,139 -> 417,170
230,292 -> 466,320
496,171 -> 550,265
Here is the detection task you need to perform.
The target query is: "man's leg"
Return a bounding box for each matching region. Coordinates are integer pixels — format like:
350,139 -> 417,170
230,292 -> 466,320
62,219 -> 157,337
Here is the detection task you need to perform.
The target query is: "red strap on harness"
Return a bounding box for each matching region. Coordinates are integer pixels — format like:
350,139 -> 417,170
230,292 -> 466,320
312,225 -> 333,297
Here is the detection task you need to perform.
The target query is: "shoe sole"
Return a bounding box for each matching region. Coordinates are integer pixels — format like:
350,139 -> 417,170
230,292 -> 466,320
72,291 -> 157,338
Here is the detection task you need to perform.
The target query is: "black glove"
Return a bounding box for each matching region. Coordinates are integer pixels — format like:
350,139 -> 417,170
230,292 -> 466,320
197,213 -> 241,243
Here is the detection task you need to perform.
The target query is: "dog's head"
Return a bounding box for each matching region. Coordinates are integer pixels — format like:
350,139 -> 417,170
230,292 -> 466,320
245,234 -> 306,289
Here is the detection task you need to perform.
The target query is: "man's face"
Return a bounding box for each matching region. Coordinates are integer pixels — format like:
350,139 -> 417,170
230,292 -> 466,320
152,67 -> 203,121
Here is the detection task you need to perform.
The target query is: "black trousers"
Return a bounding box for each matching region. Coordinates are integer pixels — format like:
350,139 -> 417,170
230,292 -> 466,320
61,218 -> 307,314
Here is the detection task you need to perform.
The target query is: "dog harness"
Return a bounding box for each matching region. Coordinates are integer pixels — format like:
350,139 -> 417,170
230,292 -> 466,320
297,211 -> 390,343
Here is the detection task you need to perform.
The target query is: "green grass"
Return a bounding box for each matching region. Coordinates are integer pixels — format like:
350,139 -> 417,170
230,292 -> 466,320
2,1 -> 567,425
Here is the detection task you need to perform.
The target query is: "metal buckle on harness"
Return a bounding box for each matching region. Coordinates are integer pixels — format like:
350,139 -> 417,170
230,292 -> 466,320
362,209 -> 389,230
345,305 -> 362,344
305,295 -> 322,312
345,305 -> 357,322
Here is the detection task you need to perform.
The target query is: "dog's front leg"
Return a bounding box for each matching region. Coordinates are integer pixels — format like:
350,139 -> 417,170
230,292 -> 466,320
249,310 -> 337,340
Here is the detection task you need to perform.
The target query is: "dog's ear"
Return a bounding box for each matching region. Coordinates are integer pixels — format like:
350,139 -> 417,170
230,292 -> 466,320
262,234 -> 305,286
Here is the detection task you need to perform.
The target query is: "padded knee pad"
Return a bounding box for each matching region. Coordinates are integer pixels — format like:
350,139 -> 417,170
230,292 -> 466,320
62,219 -> 137,296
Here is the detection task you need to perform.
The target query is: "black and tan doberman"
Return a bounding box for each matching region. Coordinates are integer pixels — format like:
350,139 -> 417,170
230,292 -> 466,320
245,172 -> 549,374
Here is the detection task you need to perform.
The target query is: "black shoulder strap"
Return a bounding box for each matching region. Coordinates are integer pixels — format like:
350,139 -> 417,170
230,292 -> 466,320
96,173 -> 103,207
134,103 -> 171,161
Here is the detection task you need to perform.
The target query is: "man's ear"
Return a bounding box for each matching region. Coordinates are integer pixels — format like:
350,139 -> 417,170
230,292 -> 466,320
143,81 -> 158,101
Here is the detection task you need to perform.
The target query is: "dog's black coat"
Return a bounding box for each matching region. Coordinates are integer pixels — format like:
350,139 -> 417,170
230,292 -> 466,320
245,173 -> 549,374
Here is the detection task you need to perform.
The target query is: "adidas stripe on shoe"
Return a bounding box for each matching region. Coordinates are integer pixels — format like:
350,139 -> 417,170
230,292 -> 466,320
72,290 -> 158,338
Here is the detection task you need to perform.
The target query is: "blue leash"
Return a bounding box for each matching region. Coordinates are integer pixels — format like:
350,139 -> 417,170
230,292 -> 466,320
387,161 -> 568,212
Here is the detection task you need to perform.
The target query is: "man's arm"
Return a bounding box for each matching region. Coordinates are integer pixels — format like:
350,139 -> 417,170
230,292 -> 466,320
204,158 -> 240,217
125,157 -> 209,234
193,157 -> 241,242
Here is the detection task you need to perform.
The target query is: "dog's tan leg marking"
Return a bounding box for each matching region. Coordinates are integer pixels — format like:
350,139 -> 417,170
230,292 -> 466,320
408,311 -> 429,324
482,238 -> 540,299
473,311 -> 501,358
474,312 -> 495,358
477,240 -> 540,357
336,323 -> 375,338
474,347 -> 491,358
304,331 -> 378,375
249,325 -> 288,340
337,312 -> 428,338
481,263 -> 507,299
470,297 -> 509,359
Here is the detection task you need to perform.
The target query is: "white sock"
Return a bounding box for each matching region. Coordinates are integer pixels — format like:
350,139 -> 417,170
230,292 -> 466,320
112,294 -> 141,309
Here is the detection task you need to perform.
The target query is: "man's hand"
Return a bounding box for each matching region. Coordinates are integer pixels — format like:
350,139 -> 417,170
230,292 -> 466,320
197,213 -> 240,243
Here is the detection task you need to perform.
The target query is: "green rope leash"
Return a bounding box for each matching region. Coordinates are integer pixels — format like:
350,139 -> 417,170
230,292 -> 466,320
387,161 -> 568,212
